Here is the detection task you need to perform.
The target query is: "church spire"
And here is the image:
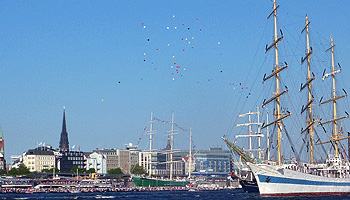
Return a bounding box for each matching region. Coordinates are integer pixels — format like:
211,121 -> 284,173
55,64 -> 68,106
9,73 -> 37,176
59,106 -> 69,151
0,127 -> 4,154
165,136 -> 171,150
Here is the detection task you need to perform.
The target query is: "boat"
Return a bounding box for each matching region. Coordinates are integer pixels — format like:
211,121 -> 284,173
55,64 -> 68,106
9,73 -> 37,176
132,112 -> 189,187
232,108 -> 264,193
224,0 -> 350,196
239,179 -> 259,193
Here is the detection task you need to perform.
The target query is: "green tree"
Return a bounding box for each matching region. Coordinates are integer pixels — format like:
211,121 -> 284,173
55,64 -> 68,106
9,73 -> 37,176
86,168 -> 96,173
108,168 -> 124,174
131,164 -> 146,175
0,169 -> 6,175
42,168 -> 60,173
8,164 -> 31,176
70,166 -> 87,174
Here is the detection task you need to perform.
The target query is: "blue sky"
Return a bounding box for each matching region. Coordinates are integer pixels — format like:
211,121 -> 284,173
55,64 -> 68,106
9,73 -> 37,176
0,1 -> 349,162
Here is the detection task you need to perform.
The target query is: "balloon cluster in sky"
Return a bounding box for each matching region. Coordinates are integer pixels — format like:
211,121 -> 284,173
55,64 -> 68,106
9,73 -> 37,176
142,15 -> 203,81
139,15 -> 249,96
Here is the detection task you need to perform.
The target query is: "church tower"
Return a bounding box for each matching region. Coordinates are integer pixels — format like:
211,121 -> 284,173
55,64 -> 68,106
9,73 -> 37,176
59,106 -> 69,152
0,128 -> 4,155
0,127 -> 6,170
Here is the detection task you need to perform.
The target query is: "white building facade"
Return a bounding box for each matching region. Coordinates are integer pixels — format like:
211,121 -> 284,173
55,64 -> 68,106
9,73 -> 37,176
86,152 -> 107,174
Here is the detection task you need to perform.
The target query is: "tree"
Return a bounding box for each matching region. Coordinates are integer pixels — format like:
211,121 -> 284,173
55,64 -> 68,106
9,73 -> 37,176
86,168 -> 96,173
108,168 -> 124,174
131,164 -> 146,175
42,168 -> 60,173
70,166 -> 86,173
8,164 -> 31,176
0,169 -> 6,175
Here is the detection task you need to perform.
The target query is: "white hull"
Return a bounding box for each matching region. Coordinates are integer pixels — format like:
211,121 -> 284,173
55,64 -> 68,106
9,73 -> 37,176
248,163 -> 350,196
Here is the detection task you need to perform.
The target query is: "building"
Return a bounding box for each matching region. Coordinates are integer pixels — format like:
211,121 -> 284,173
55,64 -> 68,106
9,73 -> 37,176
138,138 -> 186,177
59,106 -> 69,152
57,151 -> 85,173
194,147 -> 231,173
11,155 -> 22,165
182,156 -> 195,176
125,143 -> 140,171
86,152 -> 107,174
94,149 -> 130,174
56,107 -> 85,173
0,128 -> 6,170
22,146 -> 56,172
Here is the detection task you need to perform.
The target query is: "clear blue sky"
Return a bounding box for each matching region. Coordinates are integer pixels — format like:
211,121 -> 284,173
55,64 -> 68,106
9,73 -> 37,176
0,1 -> 349,162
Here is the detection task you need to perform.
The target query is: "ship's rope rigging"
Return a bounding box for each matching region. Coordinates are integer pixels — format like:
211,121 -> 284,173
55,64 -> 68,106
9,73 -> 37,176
225,3 -> 350,164
225,20 -> 270,141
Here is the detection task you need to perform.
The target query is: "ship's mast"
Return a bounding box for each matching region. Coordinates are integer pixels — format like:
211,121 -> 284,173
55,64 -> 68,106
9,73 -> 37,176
266,111 -> 270,160
236,107 -> 264,159
168,112 -> 178,180
273,0 -> 283,166
262,0 -> 290,166
331,37 -> 339,157
148,112 -> 155,176
319,37 -> 349,157
300,15 -> 315,163
188,128 -> 192,179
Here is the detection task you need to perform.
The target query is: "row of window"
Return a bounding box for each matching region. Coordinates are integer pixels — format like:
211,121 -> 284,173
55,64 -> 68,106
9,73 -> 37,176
67,157 -> 83,161
27,156 -> 54,160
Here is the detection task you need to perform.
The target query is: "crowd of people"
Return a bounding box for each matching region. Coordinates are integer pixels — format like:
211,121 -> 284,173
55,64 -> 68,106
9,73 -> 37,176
0,178 -> 221,194
0,186 -> 219,194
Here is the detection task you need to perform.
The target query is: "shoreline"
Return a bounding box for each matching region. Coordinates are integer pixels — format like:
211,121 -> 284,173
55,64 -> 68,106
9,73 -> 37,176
0,186 -> 224,194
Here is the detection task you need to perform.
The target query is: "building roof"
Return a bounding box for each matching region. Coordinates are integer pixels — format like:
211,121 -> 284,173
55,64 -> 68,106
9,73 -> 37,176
25,149 -> 54,156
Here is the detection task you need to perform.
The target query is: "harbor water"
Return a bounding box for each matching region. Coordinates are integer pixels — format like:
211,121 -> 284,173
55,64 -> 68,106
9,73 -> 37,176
0,189 -> 349,200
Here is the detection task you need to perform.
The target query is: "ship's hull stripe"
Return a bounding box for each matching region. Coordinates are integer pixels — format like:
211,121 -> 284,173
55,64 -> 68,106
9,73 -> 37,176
259,174 -> 350,186
260,191 -> 350,196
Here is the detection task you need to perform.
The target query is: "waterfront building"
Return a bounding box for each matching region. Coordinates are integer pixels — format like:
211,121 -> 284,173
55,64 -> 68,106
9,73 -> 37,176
23,146 -> 56,172
0,128 -> 5,170
194,147 -> 231,173
11,155 -> 22,165
138,139 -> 186,177
182,156 -> 195,175
86,152 -> 107,174
0,153 -> 5,171
57,150 -> 85,173
125,143 -> 140,171
138,151 -> 157,175
93,149 -> 130,174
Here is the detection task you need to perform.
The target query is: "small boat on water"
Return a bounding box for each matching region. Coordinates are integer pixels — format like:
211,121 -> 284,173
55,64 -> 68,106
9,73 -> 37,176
239,179 -> 259,193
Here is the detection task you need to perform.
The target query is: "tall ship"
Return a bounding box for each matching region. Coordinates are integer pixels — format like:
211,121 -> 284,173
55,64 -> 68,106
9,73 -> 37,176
232,108 -> 263,193
132,112 -> 189,187
224,0 -> 350,196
